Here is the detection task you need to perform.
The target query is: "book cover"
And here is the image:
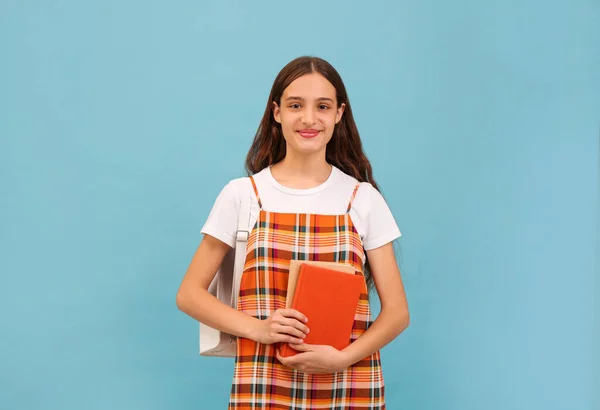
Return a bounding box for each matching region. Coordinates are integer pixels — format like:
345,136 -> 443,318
286,260 -> 355,309
279,263 -> 363,357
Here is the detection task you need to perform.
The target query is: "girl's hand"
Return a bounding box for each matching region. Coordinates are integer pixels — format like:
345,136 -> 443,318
276,343 -> 351,374
252,309 -> 310,345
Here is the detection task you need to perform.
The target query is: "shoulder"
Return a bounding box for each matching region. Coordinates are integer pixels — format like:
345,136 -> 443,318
201,175 -> 257,247
223,176 -> 251,196
216,171 -> 264,199
336,170 -> 401,249
213,168 -> 270,209
331,167 -> 378,206
351,182 -> 380,216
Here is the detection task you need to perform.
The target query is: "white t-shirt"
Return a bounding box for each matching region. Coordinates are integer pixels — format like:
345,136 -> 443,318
201,165 -> 401,251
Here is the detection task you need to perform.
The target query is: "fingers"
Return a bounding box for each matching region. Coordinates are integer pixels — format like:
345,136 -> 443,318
267,324 -> 304,344
275,349 -> 317,375
274,310 -> 310,334
264,309 -> 310,345
276,324 -> 306,341
273,332 -> 304,344
277,309 -> 308,324
276,349 -> 291,366
276,349 -> 299,367
287,343 -> 312,352
280,317 -> 310,336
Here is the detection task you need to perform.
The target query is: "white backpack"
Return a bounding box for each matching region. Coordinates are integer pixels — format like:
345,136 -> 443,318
199,191 -> 252,358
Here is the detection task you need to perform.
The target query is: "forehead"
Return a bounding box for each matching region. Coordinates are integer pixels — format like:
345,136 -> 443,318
282,73 -> 337,100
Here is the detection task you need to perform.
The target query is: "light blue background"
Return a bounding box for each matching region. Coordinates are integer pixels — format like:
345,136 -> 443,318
1,1 -> 598,409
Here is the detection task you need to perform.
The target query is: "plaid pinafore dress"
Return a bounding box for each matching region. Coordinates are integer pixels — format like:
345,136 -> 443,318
229,176 -> 385,409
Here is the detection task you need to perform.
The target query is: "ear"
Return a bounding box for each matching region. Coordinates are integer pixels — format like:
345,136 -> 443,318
273,101 -> 281,124
335,103 -> 346,124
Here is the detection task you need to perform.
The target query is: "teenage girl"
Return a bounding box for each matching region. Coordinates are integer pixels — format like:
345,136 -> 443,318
177,56 -> 410,409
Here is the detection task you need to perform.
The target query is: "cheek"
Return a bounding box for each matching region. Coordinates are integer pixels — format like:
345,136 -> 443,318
280,112 -> 299,128
322,113 -> 339,129
278,115 -> 298,141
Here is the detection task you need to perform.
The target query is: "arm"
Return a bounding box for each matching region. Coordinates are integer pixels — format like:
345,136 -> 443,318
176,234 -> 309,344
176,234 -> 259,340
340,241 -> 410,365
277,241 -> 409,374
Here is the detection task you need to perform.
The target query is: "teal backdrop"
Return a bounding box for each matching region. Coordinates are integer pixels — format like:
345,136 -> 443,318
1,1 -> 598,409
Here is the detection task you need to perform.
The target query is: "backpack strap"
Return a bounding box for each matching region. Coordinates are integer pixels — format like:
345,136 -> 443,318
232,186 -> 251,309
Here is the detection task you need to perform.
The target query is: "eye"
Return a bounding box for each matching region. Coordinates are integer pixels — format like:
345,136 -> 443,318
289,103 -> 301,109
318,104 -> 330,110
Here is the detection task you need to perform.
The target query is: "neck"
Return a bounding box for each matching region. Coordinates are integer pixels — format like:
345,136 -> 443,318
270,150 -> 332,189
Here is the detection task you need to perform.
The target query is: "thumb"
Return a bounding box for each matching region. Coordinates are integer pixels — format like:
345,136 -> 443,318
289,343 -> 314,352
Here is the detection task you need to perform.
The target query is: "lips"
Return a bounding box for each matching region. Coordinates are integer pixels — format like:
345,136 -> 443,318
297,129 -> 321,138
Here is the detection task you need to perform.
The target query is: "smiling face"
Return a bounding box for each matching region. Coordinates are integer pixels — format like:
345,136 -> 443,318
273,73 -> 345,157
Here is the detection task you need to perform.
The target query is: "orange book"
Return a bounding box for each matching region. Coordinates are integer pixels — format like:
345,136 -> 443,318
286,260 -> 356,308
279,263 -> 364,357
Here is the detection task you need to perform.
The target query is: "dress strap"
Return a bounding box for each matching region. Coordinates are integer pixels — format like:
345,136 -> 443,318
346,183 -> 361,213
248,176 -> 263,209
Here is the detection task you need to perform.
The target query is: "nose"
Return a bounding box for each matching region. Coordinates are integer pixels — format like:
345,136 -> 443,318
302,108 -> 316,126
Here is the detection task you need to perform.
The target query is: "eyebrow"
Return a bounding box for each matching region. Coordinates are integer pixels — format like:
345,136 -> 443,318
285,96 -> 335,103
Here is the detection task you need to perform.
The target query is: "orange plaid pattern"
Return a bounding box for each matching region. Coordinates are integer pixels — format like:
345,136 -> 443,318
229,176 -> 385,409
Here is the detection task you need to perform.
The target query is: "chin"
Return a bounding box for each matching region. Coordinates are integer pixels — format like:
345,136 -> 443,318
291,139 -> 326,153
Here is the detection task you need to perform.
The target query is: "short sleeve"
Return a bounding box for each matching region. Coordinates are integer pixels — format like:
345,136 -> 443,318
200,181 -> 240,248
362,184 -> 402,250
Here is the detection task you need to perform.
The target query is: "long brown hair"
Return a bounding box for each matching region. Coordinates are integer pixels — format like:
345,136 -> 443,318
245,56 -> 381,290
